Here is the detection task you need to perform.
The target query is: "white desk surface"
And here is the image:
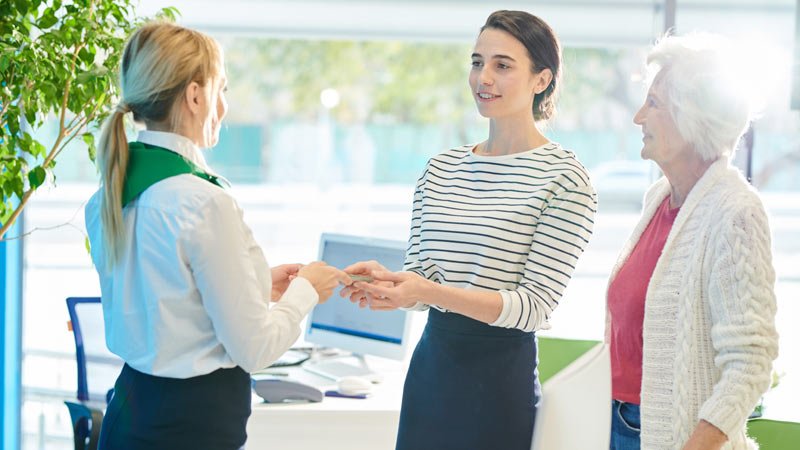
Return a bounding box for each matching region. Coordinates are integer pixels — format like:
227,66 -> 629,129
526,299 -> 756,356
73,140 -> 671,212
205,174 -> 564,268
245,355 -> 407,450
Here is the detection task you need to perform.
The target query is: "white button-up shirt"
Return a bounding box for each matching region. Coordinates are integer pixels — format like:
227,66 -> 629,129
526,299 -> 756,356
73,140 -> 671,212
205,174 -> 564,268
85,130 -> 318,378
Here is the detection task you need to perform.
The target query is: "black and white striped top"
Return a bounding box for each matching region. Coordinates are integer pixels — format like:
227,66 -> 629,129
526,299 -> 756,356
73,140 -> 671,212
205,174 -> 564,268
403,143 -> 597,332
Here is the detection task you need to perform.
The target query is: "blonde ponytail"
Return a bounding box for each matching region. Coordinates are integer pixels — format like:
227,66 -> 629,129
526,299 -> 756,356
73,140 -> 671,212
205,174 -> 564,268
96,22 -> 223,267
97,106 -> 130,264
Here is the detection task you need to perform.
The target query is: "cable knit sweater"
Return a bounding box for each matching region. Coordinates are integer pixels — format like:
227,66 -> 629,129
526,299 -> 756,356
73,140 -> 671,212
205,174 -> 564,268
605,158 -> 779,449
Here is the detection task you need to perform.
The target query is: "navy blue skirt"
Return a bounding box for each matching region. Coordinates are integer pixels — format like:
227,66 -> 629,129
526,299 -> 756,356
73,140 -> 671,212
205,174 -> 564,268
99,364 -> 251,450
396,308 -> 540,450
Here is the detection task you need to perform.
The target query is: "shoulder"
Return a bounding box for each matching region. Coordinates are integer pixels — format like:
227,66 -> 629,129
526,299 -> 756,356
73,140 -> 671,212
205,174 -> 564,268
711,170 -> 770,227
137,175 -> 241,225
428,145 -> 472,166
528,143 -> 594,191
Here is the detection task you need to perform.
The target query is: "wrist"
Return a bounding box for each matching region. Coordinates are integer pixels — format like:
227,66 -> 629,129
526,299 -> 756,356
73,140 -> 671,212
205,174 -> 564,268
415,277 -> 437,305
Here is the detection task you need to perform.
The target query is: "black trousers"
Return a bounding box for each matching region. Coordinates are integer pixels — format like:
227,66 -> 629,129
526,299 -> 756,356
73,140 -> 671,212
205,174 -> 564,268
99,363 -> 251,450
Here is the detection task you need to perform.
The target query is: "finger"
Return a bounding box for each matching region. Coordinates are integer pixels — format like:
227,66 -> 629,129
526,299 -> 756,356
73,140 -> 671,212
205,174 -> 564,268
340,286 -> 355,297
337,271 -> 353,285
347,291 -> 365,303
356,281 -> 392,298
282,263 -> 303,274
343,261 -> 369,273
371,270 -> 406,283
369,298 -> 398,310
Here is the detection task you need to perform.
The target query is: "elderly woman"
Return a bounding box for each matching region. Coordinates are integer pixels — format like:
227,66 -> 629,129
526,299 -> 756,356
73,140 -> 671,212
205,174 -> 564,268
606,33 -> 779,450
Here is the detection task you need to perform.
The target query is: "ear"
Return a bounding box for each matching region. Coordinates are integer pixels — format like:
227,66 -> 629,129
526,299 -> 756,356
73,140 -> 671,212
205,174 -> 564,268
183,81 -> 203,116
532,68 -> 553,95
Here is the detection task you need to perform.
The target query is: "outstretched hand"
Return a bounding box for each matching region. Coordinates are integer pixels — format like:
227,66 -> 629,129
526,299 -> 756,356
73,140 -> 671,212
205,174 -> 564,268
270,263 -> 302,301
340,260 -> 387,302
347,269 -> 427,310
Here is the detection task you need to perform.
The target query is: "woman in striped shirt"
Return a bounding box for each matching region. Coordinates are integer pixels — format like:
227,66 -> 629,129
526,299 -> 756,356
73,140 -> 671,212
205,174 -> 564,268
344,10 -> 596,450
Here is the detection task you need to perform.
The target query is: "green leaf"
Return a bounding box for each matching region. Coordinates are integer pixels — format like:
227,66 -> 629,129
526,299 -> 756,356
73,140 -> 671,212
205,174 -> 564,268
38,12 -> 58,29
27,165 -> 46,189
84,235 -> 91,254
82,132 -> 96,162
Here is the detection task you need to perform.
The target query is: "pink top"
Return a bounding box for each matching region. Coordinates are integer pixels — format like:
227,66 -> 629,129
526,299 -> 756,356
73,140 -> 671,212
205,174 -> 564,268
608,196 -> 679,404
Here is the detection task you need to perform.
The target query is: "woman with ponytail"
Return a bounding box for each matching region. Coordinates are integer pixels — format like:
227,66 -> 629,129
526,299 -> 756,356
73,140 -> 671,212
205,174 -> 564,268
85,22 -> 350,450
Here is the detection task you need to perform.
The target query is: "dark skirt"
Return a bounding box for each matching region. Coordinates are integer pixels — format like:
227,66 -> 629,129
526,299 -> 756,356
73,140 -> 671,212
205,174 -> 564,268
99,364 -> 251,450
396,308 -> 540,450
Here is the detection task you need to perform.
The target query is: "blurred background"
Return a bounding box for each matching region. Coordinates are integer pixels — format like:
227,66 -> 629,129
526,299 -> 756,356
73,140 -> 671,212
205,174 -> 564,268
15,1 -> 799,448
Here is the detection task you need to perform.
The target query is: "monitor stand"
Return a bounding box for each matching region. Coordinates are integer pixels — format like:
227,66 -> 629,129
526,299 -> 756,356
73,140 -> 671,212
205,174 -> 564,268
302,354 -> 383,383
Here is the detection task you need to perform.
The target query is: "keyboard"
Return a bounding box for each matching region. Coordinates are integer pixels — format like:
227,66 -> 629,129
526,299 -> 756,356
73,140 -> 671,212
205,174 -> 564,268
303,359 -> 374,381
269,349 -> 310,368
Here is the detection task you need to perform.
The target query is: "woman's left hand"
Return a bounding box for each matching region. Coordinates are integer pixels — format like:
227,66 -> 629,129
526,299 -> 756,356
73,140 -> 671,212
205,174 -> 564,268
270,263 -> 302,301
681,420 -> 727,450
355,270 -> 430,310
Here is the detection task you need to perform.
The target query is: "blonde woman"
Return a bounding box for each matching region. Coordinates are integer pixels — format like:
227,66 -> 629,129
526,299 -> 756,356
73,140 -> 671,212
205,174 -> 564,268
84,22 -> 350,450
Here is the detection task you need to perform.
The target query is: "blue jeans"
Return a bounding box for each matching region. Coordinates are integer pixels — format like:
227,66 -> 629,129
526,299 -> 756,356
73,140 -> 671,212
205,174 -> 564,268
610,399 -> 641,450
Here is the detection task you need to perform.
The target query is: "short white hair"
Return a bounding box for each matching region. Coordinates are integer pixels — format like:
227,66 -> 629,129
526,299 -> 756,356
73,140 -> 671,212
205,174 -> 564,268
646,33 -> 753,161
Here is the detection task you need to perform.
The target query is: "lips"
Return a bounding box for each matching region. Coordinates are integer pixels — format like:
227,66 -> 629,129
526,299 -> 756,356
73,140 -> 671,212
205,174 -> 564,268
476,92 -> 500,102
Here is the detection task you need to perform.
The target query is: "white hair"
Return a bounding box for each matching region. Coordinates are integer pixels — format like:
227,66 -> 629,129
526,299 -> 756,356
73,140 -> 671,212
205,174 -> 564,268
646,32 -> 754,161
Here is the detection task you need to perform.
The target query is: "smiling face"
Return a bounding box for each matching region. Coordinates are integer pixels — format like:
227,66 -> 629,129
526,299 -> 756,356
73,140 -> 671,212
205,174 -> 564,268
468,28 -> 552,122
633,77 -> 692,166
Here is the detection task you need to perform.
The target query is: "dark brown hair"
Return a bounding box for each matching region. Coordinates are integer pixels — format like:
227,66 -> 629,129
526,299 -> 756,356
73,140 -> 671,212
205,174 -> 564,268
481,10 -> 561,121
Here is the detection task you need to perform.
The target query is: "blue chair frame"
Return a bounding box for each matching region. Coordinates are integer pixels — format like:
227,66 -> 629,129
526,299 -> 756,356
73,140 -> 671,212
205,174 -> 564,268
65,296 -> 110,450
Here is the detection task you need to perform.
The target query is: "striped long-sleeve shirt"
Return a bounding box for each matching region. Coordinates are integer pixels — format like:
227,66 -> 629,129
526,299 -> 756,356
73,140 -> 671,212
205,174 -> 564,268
403,143 -> 597,332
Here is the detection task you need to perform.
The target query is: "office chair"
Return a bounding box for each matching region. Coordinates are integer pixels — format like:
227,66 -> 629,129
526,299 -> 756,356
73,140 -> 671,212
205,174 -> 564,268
65,297 -> 124,450
537,336 -> 601,384
747,418 -> 800,450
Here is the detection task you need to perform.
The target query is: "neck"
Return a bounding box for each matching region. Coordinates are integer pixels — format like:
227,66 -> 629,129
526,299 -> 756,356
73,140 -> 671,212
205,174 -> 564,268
475,115 -> 548,156
662,156 -> 716,208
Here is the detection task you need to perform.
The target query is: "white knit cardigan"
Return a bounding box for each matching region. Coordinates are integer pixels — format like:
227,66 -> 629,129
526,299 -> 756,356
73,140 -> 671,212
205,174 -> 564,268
605,158 -> 779,449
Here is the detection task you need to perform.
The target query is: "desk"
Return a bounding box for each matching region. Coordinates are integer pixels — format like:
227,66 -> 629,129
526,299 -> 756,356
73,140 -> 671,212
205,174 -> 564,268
245,356 -> 407,450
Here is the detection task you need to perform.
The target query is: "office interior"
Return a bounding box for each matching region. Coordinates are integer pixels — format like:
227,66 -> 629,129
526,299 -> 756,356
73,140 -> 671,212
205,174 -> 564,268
1,0 -> 798,448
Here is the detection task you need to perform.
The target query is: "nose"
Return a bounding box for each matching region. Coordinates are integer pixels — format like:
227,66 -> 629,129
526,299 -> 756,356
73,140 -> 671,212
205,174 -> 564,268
478,66 -> 493,86
633,105 -> 645,125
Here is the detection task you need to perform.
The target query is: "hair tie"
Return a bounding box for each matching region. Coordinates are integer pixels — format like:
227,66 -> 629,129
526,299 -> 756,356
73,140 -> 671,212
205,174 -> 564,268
116,103 -> 131,114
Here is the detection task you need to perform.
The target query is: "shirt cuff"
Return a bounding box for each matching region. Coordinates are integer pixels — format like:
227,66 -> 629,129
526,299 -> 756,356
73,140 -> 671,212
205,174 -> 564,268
490,290 -> 514,327
278,277 -> 319,316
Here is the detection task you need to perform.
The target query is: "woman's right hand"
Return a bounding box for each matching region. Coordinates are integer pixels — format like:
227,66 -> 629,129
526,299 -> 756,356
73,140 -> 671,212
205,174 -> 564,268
297,261 -> 351,303
340,260 -> 393,308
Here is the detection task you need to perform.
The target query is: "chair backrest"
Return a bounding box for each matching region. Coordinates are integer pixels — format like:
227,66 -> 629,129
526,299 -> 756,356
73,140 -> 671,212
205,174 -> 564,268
747,418 -> 800,449
66,297 -> 124,404
537,336 -> 601,384
532,341 -> 611,450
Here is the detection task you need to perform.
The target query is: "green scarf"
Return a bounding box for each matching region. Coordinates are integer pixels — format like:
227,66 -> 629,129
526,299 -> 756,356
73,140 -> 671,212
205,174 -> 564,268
122,142 -> 224,207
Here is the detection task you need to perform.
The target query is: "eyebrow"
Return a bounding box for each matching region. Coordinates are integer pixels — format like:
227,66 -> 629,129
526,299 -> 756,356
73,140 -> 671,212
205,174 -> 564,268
471,52 -> 517,62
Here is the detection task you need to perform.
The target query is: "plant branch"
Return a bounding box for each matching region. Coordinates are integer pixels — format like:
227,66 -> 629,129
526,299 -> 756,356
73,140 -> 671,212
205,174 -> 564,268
1,200 -> 88,242
0,188 -> 34,239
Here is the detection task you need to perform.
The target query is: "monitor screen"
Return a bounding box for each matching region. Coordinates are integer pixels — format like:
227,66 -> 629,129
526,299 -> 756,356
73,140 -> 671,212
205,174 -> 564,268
304,233 -> 411,360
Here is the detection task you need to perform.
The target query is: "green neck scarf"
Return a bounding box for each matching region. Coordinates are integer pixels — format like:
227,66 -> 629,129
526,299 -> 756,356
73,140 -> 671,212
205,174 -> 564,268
122,142 -> 224,207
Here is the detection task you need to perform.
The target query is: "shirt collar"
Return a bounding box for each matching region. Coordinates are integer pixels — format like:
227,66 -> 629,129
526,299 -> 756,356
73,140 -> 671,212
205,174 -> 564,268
136,130 -> 213,173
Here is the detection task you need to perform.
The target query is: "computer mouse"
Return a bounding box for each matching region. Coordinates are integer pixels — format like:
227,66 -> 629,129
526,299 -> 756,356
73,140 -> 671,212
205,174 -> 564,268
337,376 -> 373,396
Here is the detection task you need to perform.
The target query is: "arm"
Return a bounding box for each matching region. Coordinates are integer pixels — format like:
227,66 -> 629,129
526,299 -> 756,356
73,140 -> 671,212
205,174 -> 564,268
400,168 -> 430,312
184,193 -> 319,373
361,185 -> 596,329
694,202 -> 779,442
491,185 -> 596,331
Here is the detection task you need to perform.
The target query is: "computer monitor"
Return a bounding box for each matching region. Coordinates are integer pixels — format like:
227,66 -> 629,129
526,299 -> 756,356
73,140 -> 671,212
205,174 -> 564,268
303,233 -> 411,379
